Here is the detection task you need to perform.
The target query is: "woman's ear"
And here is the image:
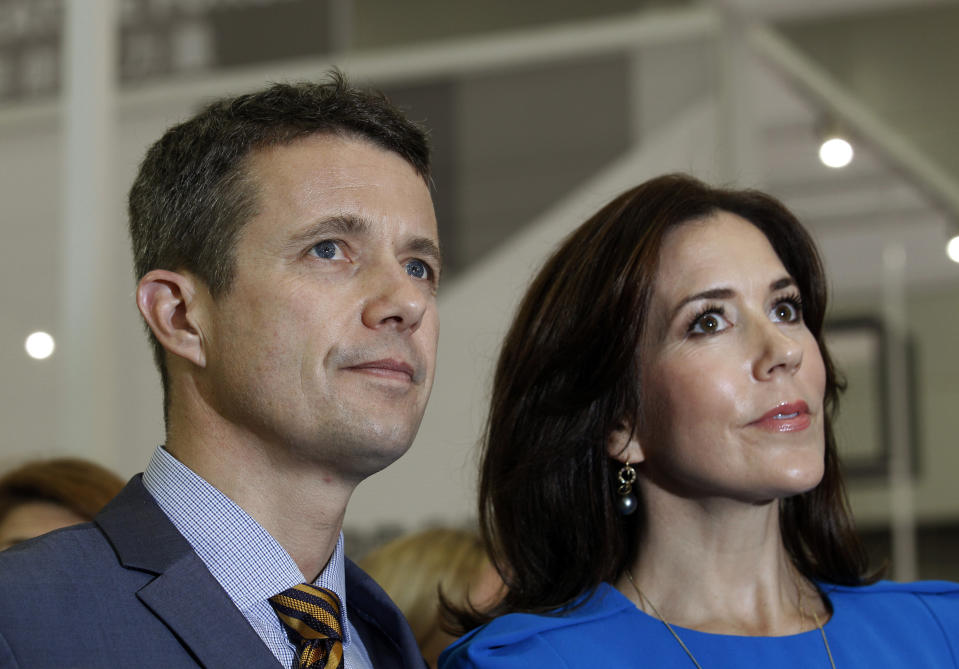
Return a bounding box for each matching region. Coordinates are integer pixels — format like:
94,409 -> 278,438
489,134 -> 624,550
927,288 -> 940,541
607,422 -> 645,465
136,269 -> 208,368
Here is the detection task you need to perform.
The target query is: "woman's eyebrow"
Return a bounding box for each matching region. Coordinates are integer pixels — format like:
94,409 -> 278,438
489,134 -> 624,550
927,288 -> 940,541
670,287 -> 735,321
770,276 -> 796,291
669,276 -> 797,321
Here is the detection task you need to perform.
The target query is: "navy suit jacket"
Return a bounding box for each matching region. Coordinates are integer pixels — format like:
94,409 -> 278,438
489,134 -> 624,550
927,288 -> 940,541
0,476 -> 427,669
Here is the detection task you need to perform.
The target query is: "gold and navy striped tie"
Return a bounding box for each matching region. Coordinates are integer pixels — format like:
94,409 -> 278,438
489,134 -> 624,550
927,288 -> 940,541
269,584 -> 344,669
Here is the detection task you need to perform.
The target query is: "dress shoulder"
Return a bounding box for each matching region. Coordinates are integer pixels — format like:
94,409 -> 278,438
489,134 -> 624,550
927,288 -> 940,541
822,579 -> 959,666
822,578 -> 959,614
823,579 -> 959,597
439,584 -> 635,669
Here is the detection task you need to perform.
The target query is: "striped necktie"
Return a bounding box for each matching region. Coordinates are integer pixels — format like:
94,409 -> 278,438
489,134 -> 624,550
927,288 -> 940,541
269,583 -> 345,669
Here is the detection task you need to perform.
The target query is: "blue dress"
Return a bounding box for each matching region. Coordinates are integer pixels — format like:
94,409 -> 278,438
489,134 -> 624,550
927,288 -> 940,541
440,580 -> 959,668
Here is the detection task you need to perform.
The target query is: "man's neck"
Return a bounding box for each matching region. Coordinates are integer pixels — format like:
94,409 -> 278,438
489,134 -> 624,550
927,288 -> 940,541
165,418 -> 355,582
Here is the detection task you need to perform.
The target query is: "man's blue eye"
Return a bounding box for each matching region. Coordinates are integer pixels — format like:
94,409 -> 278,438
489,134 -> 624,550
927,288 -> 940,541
406,259 -> 429,279
313,241 -> 338,259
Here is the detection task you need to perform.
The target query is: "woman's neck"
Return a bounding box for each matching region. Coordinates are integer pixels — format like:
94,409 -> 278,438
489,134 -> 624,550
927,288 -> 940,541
616,491 -> 828,636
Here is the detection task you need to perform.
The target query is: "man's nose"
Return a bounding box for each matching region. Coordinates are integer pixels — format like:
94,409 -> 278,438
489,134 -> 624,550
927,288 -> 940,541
360,261 -> 428,333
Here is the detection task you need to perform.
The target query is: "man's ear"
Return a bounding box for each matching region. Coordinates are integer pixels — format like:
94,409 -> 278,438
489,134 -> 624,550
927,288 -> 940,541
607,421 -> 645,466
136,269 -> 209,368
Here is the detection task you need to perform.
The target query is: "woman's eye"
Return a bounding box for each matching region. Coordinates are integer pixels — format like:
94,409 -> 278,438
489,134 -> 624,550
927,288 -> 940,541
311,240 -> 343,260
770,299 -> 801,323
405,258 -> 430,280
689,310 -> 729,335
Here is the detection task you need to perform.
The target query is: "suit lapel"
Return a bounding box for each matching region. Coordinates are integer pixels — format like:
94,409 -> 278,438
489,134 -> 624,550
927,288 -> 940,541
346,559 -> 428,669
136,554 -> 279,667
97,477 -> 280,668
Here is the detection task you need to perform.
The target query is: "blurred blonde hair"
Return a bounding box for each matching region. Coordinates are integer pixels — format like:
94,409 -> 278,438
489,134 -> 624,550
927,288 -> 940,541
360,527 -> 493,655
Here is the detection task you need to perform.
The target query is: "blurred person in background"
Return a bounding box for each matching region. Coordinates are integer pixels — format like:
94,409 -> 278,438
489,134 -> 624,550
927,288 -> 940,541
0,457 -> 125,550
361,528 -> 503,668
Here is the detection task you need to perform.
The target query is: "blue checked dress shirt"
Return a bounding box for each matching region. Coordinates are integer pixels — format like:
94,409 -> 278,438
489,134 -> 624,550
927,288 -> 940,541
142,446 -> 373,669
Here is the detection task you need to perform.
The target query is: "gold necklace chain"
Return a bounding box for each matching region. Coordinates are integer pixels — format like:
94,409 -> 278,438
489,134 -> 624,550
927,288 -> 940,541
623,570 -> 837,669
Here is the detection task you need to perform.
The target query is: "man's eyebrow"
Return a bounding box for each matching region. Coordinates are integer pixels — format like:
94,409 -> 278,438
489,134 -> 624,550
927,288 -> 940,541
286,214 -> 442,273
405,236 -> 443,273
287,214 -> 371,249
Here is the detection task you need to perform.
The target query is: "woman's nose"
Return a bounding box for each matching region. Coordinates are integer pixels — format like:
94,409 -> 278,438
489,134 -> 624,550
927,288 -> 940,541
752,320 -> 803,381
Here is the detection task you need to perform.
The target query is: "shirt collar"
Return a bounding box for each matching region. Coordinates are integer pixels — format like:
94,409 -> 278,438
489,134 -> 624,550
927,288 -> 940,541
141,445 -> 352,643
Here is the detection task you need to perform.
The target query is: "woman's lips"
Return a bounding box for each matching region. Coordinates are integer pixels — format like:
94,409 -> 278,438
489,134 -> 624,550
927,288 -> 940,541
749,401 -> 811,432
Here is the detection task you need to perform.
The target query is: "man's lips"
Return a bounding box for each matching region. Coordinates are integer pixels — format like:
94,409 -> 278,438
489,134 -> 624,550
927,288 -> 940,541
345,358 -> 416,382
749,401 -> 811,432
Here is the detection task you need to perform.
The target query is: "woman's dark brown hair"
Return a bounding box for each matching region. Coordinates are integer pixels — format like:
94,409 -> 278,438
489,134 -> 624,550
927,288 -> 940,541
0,458 -> 125,524
453,173 -> 873,630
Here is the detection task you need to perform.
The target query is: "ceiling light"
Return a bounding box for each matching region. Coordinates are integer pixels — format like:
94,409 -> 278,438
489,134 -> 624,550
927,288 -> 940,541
25,331 -> 55,360
819,136 -> 854,169
947,234 -> 959,264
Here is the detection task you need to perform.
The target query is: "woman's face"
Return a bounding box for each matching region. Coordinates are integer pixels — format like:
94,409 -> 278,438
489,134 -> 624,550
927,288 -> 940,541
634,212 -> 827,503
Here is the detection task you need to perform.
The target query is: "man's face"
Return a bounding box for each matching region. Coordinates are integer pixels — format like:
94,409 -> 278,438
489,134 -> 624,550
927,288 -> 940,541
198,134 -> 440,481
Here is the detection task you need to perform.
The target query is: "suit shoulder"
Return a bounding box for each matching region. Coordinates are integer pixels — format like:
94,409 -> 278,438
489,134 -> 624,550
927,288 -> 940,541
0,522 -> 107,570
0,522 -> 128,603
